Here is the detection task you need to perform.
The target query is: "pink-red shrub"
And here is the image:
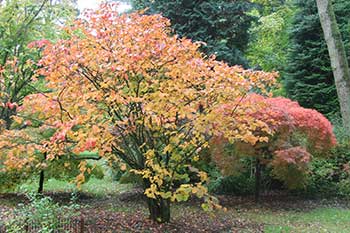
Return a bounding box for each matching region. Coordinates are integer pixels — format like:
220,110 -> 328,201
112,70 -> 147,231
211,94 -> 337,189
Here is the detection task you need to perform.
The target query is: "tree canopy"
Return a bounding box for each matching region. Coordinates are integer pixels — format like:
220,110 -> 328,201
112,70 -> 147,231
0,3 -> 277,222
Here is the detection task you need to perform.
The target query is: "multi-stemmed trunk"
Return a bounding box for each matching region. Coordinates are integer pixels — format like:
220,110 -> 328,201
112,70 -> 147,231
146,197 -> 170,223
143,180 -> 171,223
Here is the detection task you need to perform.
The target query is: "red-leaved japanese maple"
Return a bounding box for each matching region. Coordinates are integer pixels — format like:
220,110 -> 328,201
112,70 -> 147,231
212,94 -> 336,200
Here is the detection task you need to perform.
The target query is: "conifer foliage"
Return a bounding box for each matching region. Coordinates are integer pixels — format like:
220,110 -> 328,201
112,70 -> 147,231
132,0 -> 256,66
284,0 -> 350,117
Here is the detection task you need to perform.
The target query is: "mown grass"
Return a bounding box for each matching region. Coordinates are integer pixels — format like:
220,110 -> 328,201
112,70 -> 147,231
17,177 -> 133,197
236,206 -> 350,232
2,179 -> 350,232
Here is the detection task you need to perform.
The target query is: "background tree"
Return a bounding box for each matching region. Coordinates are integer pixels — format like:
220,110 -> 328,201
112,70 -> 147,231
0,0 -> 77,129
13,3 -> 277,223
284,0 -> 350,117
247,0 -> 294,73
0,0 -> 77,192
131,0 -> 256,66
250,0 -> 289,14
316,0 -> 350,133
0,92 -> 103,193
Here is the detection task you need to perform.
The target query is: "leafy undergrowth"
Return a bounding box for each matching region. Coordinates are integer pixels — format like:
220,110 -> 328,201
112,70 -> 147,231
2,181 -> 350,232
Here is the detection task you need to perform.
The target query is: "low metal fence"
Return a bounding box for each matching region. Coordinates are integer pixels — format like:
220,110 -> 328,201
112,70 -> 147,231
0,216 -> 84,233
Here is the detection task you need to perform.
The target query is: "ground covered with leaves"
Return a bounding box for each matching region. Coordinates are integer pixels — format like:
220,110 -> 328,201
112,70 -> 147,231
2,185 -> 350,233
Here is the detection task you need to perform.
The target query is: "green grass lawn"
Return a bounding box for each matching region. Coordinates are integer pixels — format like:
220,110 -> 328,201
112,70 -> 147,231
238,207 -> 350,232
17,177 -> 133,197
2,178 -> 350,232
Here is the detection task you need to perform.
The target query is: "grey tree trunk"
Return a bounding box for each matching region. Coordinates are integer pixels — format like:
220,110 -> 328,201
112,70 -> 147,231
316,0 -> 350,133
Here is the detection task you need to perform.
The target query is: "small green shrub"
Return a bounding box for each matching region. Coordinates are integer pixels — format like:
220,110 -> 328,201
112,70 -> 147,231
303,159 -> 338,196
209,174 -> 256,195
89,163 -> 105,180
4,193 -> 80,233
119,171 -> 143,184
338,179 -> 350,196
330,115 -> 350,144
302,142 -> 350,197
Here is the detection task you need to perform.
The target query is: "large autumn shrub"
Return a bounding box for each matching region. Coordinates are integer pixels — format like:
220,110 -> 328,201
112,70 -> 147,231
1,3 -> 277,222
212,94 -> 336,199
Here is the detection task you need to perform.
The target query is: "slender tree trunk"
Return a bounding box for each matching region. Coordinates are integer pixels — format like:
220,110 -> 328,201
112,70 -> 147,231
38,170 -> 44,193
316,0 -> 350,133
38,153 -> 47,193
255,158 -> 261,203
4,111 -> 12,130
143,180 -> 171,223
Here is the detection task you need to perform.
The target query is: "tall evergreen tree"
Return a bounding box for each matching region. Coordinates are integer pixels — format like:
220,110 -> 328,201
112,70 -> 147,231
284,0 -> 350,117
132,0 -> 256,66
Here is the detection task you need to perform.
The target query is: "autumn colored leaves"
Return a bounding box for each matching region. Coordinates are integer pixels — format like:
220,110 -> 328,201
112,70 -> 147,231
0,3 -> 335,223
212,95 -> 336,190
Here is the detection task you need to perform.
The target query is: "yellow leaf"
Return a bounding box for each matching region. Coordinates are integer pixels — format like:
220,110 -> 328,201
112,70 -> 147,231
163,144 -> 173,154
120,164 -> 127,171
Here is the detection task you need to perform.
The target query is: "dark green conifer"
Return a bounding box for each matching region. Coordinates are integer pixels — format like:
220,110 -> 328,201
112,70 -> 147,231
285,0 -> 350,117
132,0 -> 256,66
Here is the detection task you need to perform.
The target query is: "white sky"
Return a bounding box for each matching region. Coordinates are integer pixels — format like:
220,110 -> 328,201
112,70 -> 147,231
77,0 -> 132,13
